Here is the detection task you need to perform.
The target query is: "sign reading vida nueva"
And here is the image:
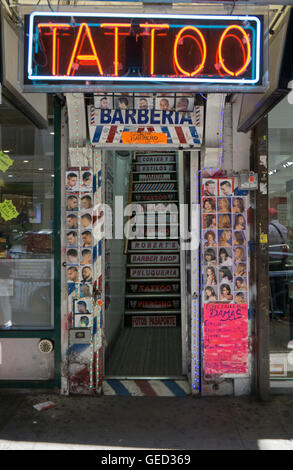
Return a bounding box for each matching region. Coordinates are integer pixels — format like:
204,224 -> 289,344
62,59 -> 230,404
24,12 -> 264,91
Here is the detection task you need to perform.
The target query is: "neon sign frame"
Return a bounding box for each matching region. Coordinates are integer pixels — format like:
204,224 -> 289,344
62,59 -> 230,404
24,12 -> 265,92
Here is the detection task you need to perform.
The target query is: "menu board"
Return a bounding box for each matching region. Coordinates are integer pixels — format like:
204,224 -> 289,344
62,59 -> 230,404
204,303 -> 248,375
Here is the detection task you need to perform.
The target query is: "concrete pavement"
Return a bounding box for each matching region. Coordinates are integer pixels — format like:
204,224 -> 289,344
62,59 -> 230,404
0,392 -> 293,450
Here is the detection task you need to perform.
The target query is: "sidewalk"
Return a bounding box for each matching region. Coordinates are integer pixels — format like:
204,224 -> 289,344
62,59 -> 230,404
0,392 -> 293,450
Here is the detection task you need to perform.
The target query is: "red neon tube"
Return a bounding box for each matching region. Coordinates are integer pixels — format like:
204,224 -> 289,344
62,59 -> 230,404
173,26 -> 206,77
139,24 -> 170,75
66,23 -> 103,76
218,25 -> 251,77
101,23 -> 131,76
38,23 -> 70,75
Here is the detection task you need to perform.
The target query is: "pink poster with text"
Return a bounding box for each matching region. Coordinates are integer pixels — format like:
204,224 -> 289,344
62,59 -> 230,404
204,303 -> 248,375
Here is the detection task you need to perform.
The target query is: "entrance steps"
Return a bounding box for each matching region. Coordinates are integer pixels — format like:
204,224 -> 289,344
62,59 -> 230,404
124,151 -> 181,328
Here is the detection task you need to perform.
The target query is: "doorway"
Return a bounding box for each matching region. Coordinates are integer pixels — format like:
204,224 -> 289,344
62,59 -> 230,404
103,149 -> 186,379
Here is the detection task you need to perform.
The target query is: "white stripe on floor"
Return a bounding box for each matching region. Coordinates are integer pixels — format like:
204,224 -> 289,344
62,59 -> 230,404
148,380 -> 174,397
102,381 -> 116,395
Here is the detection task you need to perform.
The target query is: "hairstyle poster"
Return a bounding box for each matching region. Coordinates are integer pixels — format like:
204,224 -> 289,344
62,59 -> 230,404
201,178 -> 248,306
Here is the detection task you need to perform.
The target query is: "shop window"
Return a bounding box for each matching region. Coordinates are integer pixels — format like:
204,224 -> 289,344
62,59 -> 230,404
0,99 -> 54,329
269,97 -> 293,382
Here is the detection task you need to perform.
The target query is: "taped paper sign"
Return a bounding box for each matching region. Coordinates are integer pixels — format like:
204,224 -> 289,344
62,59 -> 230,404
122,132 -> 167,145
0,152 -> 13,173
204,303 -> 248,375
0,200 -> 19,221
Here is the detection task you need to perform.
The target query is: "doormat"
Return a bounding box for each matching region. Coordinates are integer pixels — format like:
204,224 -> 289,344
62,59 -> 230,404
103,379 -> 190,396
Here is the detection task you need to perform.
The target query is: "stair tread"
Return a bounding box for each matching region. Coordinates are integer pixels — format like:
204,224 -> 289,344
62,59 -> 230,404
132,171 -> 177,174
126,278 -> 180,282
125,310 -> 181,315
126,293 -> 180,298
135,180 -> 177,183
127,250 -> 179,253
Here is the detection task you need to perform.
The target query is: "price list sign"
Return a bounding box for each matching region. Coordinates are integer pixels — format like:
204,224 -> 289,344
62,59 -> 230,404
204,303 -> 248,375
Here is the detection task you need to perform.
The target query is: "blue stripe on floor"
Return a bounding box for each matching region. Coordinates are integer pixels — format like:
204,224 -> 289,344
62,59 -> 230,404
107,379 -> 131,396
162,380 -> 188,396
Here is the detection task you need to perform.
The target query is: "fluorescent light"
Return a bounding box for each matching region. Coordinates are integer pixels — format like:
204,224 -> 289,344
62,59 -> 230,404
3,150 -> 10,153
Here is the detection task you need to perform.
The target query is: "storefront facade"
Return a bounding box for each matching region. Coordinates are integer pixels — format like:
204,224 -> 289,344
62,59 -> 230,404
0,2 -> 292,398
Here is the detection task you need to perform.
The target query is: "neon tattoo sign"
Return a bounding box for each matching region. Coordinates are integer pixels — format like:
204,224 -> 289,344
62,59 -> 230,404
25,12 -> 263,87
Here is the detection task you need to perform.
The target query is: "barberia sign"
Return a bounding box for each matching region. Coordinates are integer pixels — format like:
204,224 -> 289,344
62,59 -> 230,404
24,12 -> 263,90
94,109 -> 197,126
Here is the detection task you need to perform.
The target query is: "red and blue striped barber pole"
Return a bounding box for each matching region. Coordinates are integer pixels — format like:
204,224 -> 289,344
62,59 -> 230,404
103,379 -> 190,396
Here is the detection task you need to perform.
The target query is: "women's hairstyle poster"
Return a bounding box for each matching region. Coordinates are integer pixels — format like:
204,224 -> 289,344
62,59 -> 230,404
201,177 -> 248,306
201,177 -> 249,377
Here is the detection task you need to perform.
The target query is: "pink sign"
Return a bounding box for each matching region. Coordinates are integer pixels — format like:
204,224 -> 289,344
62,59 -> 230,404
204,303 -> 248,375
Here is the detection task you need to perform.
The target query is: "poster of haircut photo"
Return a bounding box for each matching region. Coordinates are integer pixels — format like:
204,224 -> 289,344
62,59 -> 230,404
201,177 -> 248,305
114,94 -> 134,110
66,171 -> 79,191
66,193 -> 78,211
80,170 -> 93,192
175,96 -> 194,112
155,96 -> 175,111
134,96 -> 154,110
94,93 -> 113,109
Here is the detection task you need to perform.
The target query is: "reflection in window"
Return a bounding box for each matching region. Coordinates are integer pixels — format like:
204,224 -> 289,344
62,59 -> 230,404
0,99 -> 54,329
269,97 -> 293,381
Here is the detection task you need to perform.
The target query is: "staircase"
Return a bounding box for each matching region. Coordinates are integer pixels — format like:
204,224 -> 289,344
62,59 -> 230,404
124,151 -> 181,328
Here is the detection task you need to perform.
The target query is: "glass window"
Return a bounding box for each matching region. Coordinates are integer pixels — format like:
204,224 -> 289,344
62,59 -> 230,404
0,99 -> 54,329
269,97 -> 293,381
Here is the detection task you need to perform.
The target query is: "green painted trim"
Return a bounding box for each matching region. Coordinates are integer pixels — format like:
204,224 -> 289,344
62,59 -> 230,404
53,98 -> 62,390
